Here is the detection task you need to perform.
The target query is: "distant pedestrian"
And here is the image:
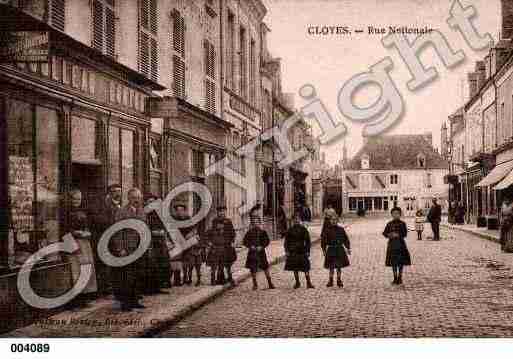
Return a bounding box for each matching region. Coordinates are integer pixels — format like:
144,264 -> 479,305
500,196 -> 513,252
321,213 -> 351,288
383,207 -> 411,285
456,201 -> 466,225
243,208 -> 275,290
284,211 -> 314,289
414,208 -> 424,240
427,198 -> 442,241
205,205 -> 237,287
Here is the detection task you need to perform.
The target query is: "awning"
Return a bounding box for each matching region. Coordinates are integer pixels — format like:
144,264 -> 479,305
495,166 -> 513,190
476,161 -> 513,187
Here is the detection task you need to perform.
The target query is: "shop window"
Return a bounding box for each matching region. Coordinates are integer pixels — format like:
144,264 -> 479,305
7,100 -> 61,265
72,116 -> 98,162
383,197 -> 389,211
349,197 -> 357,211
374,197 -> 383,210
109,126 -> 120,184
121,129 -> 134,204
364,197 -> 372,211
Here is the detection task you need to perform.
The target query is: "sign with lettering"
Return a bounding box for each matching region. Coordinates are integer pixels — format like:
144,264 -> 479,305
8,156 -> 34,231
0,31 -> 49,63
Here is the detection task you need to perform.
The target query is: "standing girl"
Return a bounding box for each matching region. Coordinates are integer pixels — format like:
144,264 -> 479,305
383,207 -> 411,285
414,208 -> 424,240
321,213 -> 351,288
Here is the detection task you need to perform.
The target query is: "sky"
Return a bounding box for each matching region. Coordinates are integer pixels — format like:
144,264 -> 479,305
261,0 -> 501,165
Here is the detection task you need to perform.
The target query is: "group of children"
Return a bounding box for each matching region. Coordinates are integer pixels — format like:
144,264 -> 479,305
314,206 -> 416,287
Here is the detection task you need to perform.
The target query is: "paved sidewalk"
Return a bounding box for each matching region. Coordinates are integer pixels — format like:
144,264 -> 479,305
441,222 -> 500,244
5,223 -> 323,338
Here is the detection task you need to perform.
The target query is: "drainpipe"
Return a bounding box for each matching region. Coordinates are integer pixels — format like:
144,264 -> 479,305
219,0 -> 225,211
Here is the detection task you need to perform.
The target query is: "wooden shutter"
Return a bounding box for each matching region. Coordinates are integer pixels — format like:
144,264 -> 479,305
173,55 -> 185,98
150,38 -> 158,81
139,32 -> 150,78
139,0 -> 158,81
92,0 -> 104,52
140,0 -> 149,30
172,9 -> 185,58
105,5 -> 116,57
204,40 -> 215,79
205,80 -> 216,114
49,0 -> 65,31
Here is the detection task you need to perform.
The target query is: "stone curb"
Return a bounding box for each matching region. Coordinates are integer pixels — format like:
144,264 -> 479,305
139,234 -> 322,337
441,223 -> 500,244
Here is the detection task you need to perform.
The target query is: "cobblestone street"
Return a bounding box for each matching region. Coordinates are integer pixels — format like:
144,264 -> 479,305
157,218 -> 513,338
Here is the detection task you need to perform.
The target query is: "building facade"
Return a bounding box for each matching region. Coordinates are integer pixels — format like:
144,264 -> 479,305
342,135 -> 448,217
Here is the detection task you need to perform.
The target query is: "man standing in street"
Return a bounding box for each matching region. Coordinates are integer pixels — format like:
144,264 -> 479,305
93,183 -> 123,295
427,198 -> 442,241
112,188 -> 147,311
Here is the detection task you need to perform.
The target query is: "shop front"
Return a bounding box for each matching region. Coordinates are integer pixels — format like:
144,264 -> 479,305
0,21 -> 163,332
148,97 -> 231,233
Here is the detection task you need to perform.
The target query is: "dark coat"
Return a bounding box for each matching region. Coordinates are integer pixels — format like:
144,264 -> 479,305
145,211 -> 171,291
243,226 -> 271,271
427,204 -> 442,223
321,224 -> 350,269
111,205 -> 147,301
284,223 -> 311,272
171,215 -> 203,266
383,219 -> 411,267
206,217 -> 237,267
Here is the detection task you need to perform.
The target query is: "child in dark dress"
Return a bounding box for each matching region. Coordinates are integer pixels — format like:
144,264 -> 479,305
383,207 -> 412,285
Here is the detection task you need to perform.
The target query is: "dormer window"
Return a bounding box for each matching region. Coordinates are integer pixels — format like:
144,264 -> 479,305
417,153 -> 426,168
361,154 -> 369,169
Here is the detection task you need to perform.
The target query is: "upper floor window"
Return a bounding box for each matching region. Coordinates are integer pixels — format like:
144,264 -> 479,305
204,39 -> 216,114
226,11 -> 235,89
92,0 -> 116,57
361,154 -> 369,169
139,0 -> 158,81
49,0 -> 66,31
239,26 -> 247,99
390,174 -> 399,185
249,38 -> 256,105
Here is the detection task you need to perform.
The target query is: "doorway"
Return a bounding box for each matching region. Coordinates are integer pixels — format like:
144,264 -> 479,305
71,162 -> 104,214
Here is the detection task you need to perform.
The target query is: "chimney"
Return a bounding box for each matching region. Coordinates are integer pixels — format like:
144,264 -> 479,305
475,61 -> 486,90
502,0 -> 513,40
468,72 -> 478,99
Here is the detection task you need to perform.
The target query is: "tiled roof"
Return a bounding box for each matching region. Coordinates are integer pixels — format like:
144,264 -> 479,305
346,134 -> 448,170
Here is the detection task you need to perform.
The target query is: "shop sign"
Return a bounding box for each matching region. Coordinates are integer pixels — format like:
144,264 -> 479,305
0,31 -> 49,63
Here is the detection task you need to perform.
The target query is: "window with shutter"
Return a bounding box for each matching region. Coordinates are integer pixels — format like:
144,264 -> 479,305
171,9 -> 186,98
249,38 -> 256,105
173,55 -> 186,99
239,26 -> 247,99
226,11 -> 235,89
139,0 -> 158,81
91,0 -> 116,58
49,0 -> 65,31
204,39 -> 216,114
171,9 -> 185,58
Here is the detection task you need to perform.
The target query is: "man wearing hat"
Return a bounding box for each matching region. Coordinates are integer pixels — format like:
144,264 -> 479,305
205,205 -> 237,286
92,183 -> 123,294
